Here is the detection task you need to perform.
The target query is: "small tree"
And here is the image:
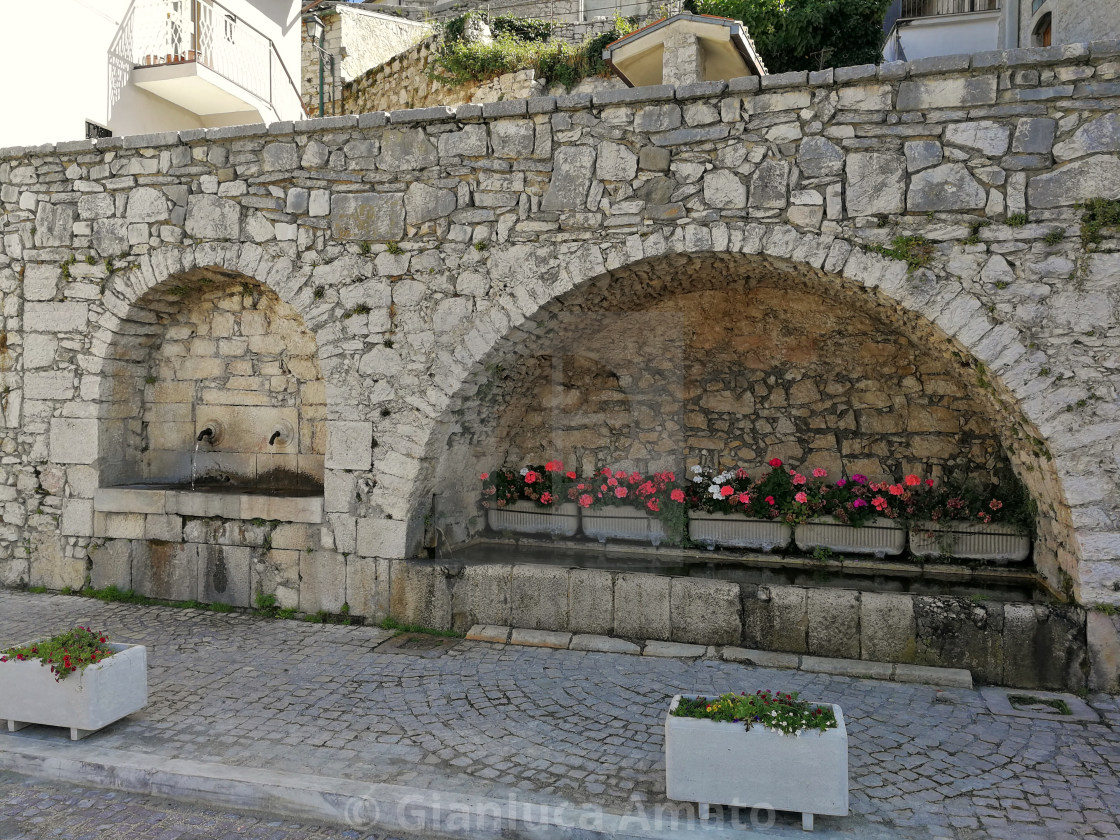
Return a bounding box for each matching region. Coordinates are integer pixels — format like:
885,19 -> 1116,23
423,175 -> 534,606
683,0 -> 891,73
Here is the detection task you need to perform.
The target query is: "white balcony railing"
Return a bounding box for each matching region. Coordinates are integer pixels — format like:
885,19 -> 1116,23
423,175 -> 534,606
129,0 -> 305,121
899,0 -> 1000,18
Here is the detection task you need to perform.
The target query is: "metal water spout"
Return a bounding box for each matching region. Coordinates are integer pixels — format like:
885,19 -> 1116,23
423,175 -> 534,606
268,421 -> 294,448
197,427 -> 215,443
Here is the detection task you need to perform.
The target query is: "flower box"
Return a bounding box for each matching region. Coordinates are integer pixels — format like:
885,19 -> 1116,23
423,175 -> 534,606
688,511 -> 791,551
794,516 -> 905,557
581,506 -> 667,545
1,642 -> 147,740
908,521 -> 1030,563
665,695 -> 848,831
486,501 -> 579,537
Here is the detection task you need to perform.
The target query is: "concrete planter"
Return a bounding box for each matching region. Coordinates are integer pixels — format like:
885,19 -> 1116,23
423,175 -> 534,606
909,521 -> 1030,563
580,506 -> 667,545
688,511 -> 791,551
665,695 -> 848,831
795,516 -> 905,557
486,501 -> 579,537
0,643 -> 148,740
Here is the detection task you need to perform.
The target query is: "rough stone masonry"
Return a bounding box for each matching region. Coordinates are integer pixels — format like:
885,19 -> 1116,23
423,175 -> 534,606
1,42 -> 1120,662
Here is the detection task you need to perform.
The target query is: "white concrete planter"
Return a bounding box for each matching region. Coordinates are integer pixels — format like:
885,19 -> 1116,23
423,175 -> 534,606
908,521 -> 1030,563
688,511 -> 791,551
795,516 -> 905,557
580,506 -> 667,545
665,695 -> 848,831
0,643 -> 148,740
486,501 -> 579,537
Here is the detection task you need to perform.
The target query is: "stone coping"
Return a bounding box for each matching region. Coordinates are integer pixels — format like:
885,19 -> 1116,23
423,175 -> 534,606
2,39 -> 1118,160
93,487 -> 324,524
466,625 -> 974,688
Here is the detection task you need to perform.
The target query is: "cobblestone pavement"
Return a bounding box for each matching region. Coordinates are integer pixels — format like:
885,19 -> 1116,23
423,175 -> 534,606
0,770 -> 402,840
1,591 -> 1119,839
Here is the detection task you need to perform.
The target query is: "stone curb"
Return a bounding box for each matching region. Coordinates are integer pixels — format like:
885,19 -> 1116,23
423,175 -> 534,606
0,737 -> 764,840
466,625 -> 973,688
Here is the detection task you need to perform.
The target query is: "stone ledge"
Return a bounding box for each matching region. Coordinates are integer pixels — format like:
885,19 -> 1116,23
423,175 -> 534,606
475,628 -> 975,687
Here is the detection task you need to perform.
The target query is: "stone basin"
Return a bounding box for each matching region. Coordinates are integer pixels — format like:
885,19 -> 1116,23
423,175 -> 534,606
94,483 -> 323,524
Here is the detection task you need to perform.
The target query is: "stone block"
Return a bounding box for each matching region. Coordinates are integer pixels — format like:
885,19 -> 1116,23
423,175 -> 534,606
845,152 -> 905,215
61,498 -> 94,537
568,568 -> 614,636
721,647 -> 800,669
893,663 -> 973,689
49,418 -> 98,465
271,523 -> 319,551
330,193 -> 405,240
896,76 -> 997,110
198,545 -> 251,607
345,554 -> 382,619
908,163 -> 987,211
466,625 -> 510,644
26,302 -> 88,333
742,585 -> 808,654
541,146 -> 595,211
510,564 -> 569,631
510,629 -> 571,649
185,194 -> 241,239
451,563 -> 512,631
133,541 -> 198,602
860,592 -> 916,662
250,548 -> 300,610
299,549 -> 347,615
23,264 -> 60,301
643,640 -> 706,658
404,182 -> 456,224
801,655 -> 893,680
89,539 -> 131,591
1088,611 -> 1120,693
1028,155 -> 1120,209
388,560 -> 452,630
614,573 -> 671,641
570,634 -> 640,654
913,596 -> 1003,684
356,517 -> 409,559
144,514 -> 182,542
807,589 -> 860,659
28,533 -> 83,591
670,577 -> 741,645
1002,603 -> 1087,690
94,513 -> 145,540
325,421 -> 372,471
377,128 -> 437,171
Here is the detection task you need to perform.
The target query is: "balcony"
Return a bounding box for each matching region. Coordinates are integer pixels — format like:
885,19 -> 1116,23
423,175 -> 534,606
899,0 -> 1000,17
124,0 -> 305,125
883,0 -> 1001,62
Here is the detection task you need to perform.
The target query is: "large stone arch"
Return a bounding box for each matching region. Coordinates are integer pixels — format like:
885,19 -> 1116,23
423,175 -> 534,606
413,223 -> 1082,598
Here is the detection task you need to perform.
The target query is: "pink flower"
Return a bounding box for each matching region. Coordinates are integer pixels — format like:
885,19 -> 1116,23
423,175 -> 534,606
738,492 -> 750,505
578,494 -> 592,508
852,498 -> 868,508
720,485 -> 734,497
852,474 -> 867,485
765,496 -> 775,505
566,471 -> 577,480
872,496 -> 888,511
647,499 -> 659,512
630,471 -> 642,484
888,484 -> 903,496
768,458 -> 782,468
524,471 -> 539,484
792,474 -> 807,486
795,491 -> 808,504
670,488 -> 685,503
540,492 -> 553,504
601,467 -> 613,477
812,468 -> 827,478
989,499 -> 1003,510
545,460 -> 563,472
836,478 -> 847,488
925,478 -> 935,487
614,487 -> 628,498
904,474 -> 920,487
607,477 -> 618,487
480,472 -> 489,481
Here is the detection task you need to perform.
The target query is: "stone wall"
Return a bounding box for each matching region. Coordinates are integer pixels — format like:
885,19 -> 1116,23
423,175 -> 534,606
2,42 -> 1120,628
338,20 -> 627,114
301,6 -> 434,115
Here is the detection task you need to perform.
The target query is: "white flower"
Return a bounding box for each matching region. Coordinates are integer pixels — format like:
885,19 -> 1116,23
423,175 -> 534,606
692,476 -> 703,483
691,465 -> 704,474
519,467 -> 529,476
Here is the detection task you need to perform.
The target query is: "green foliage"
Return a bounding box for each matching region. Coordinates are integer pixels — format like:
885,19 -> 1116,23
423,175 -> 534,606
378,617 -> 464,638
385,241 -> 402,255
491,14 -> 553,42
1080,197 -> 1120,247
683,0 -> 890,72
1,626 -> 115,681
673,690 -> 838,735
1006,212 -> 1029,227
431,15 -> 634,90
254,592 -> 278,611
869,235 -> 934,271
1043,228 -> 1064,245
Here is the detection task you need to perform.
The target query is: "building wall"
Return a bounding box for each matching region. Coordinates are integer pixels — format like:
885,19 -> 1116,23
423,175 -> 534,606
1004,0 -> 1120,49
0,0 -> 302,148
883,13 -> 1000,62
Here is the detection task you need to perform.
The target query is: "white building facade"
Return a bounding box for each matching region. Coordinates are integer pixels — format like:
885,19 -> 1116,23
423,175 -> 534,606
883,0 -> 1120,63
0,0 -> 305,148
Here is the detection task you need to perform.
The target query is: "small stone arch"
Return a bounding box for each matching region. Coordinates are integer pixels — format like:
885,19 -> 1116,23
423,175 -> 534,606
93,247 -> 330,492
416,224 -> 1078,596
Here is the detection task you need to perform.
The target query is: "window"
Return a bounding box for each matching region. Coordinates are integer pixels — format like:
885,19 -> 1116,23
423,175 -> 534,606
1033,12 -> 1051,46
85,121 -> 112,140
